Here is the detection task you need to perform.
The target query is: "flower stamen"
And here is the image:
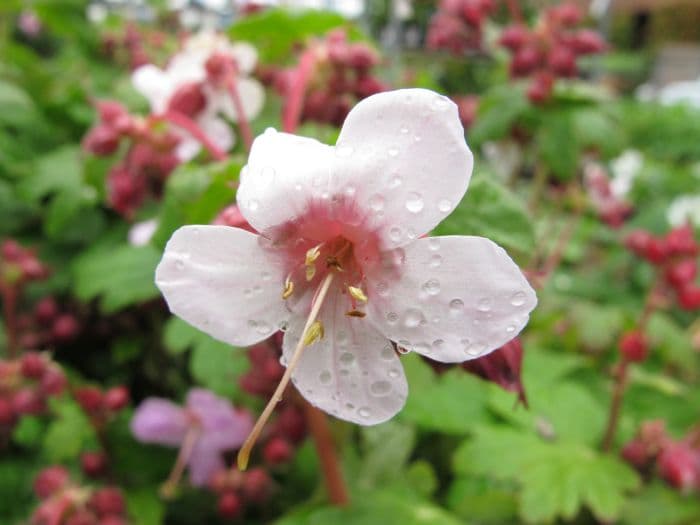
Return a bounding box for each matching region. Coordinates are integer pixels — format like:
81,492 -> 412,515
282,275 -> 294,299
347,286 -> 368,303
160,425 -> 202,499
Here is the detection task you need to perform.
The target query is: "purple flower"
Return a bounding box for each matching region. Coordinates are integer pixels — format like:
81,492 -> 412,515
131,389 -> 253,486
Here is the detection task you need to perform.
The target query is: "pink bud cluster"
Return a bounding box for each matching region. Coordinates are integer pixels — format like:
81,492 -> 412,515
101,23 -> 161,71
426,0 -> 496,54
74,385 -> 131,424
264,30 -> 386,127
17,296 -> 80,350
208,467 -> 273,519
625,225 -> 700,311
498,2 -> 606,103
83,101 -> 180,218
452,95 -> 480,129
583,163 -> 633,228
622,420 -> 700,493
31,466 -> 128,525
1,239 -> 49,286
0,352 -> 67,429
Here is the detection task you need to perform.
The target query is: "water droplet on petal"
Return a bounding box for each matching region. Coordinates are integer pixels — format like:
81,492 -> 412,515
428,238 -> 440,251
506,325 -> 516,333
438,199 -> 452,213
358,406 -> 372,418
370,380 -> 392,397
397,340 -> 411,353
387,174 -> 403,189
376,281 -> 389,297
243,289 -> 253,298
429,254 -> 442,268
405,193 -> 424,213
370,194 -> 385,211
433,339 -> 445,351
465,341 -> 486,356
256,321 -> 271,335
336,145 -> 354,157
175,259 -> 185,270
403,308 -> 423,328
247,199 -> 259,211
319,370 -> 332,385
380,345 -> 395,360
388,368 -> 400,378
477,298 -> 492,312
339,352 -> 355,365
400,126 -> 409,134
511,291 -> 527,306
414,342 -> 431,354
449,299 -> 464,313
388,147 -> 399,157
386,312 -> 399,324
422,279 -> 441,295
389,227 -> 402,243
278,321 -> 289,332
261,271 -> 271,281
432,96 -> 450,110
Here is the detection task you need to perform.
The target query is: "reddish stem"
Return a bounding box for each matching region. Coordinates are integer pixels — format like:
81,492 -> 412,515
282,49 -> 317,133
302,401 -> 349,506
226,77 -> 254,153
504,0 -> 524,24
163,110 -> 227,161
1,286 -> 19,358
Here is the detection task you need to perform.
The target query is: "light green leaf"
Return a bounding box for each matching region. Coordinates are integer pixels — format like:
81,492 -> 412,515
469,85 -> 528,146
359,421 -> 416,489
43,398 -> 96,462
17,146 -> 82,203
189,335 -> 249,398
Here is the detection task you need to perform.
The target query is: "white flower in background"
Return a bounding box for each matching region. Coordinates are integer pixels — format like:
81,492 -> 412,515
657,77 -> 700,108
483,140 -> 522,181
668,195 -> 700,227
155,89 -> 537,429
128,219 -> 159,246
132,31 -> 264,160
610,149 -> 643,198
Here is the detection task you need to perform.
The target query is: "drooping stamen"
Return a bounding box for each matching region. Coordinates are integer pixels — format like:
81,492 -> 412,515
163,110 -> 227,161
237,271 -> 336,470
347,286 -> 368,303
226,76 -> 254,153
282,275 -> 294,299
160,425 -> 202,498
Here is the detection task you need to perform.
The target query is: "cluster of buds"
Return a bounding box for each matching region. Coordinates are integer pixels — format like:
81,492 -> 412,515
101,23 -> 159,70
583,162 -> 633,228
239,339 -> 308,466
31,466 -> 129,525
75,384 -> 131,427
208,467 -> 273,519
622,420 -> 700,493
83,100 -> 180,218
451,95 -> 479,130
17,296 -> 80,350
1,240 -> 49,287
0,352 -> 67,430
264,29 -> 386,127
426,0 -> 495,54
498,2 -> 606,103
625,225 -> 700,311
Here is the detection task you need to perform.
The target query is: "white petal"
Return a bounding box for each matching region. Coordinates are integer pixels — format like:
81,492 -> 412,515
132,64 -> 172,114
156,226 -> 289,346
237,130 -> 334,235
282,283 -> 408,425
230,42 -> 258,74
200,115 -> 235,152
217,78 -> 265,122
333,88 -> 473,249
175,136 -> 202,162
366,236 -> 537,363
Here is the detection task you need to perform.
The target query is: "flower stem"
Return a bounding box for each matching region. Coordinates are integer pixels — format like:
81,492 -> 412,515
504,0 -> 524,24
302,401 -> 349,506
282,49 -> 317,133
237,271 -> 335,470
161,426 -> 201,499
226,77 -> 254,153
1,285 -> 19,358
163,110 -> 227,161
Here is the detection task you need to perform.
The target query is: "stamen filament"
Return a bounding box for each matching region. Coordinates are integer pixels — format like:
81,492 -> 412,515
237,271 -> 335,470
160,426 -> 202,499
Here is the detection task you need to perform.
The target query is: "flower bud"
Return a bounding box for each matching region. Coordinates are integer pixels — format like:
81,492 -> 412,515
52,314 -> 79,342
510,47 -> 542,77
104,386 -> 130,411
499,25 -> 529,51
167,82 -> 207,118
34,297 -> 58,323
263,437 -> 293,465
12,387 -> 45,415
0,397 -> 15,426
217,491 -> 242,519
20,352 -> 46,379
571,30 -> 606,55
665,260 -> 697,289
657,442 -> 700,492
81,451 -> 108,478
665,225 -> 698,257
677,285 -> 700,311
41,366 -> 67,396
33,466 -> 70,499
619,330 -> 648,362
527,72 -> 554,104
75,386 -> 104,414
548,47 -> 577,77
242,467 -> 272,503
88,487 -> 125,517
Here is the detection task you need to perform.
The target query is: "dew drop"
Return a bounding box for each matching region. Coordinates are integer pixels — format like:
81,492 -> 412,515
428,238 -> 440,251
380,345 -> 395,360
336,145 -> 354,157
358,407 -> 372,418
278,321 -> 289,332
465,341 -> 486,356
506,325 -> 516,333
389,227 -> 402,242
339,369 -> 350,377
339,352 -> 355,365
345,403 -> 355,410
397,340 -> 412,353
388,368 -> 400,378
414,342 -> 431,354
388,147 -> 399,157
253,285 -> 262,295
387,174 -> 403,189
319,370 -> 332,385
405,193 -> 424,213
243,288 -> 253,298
344,185 -> 356,197
438,199 -> 452,213
337,330 -> 348,344
400,126 -> 409,134
433,339 -> 445,351
369,194 -> 385,211
261,271 -> 271,281
175,259 -> 185,270
511,291 -> 527,306
370,380 -> 392,397
256,322 -> 271,335
449,299 -> 464,312
432,96 -> 450,110
247,199 -> 259,211
422,279 -> 441,296
429,254 -> 442,268
477,298 -> 492,312
403,308 -> 423,328
376,281 -> 389,297
386,311 -> 399,324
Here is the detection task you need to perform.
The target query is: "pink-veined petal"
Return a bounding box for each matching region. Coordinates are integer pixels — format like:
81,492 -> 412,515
187,441 -> 226,487
333,88 -> 473,249
131,64 -> 172,114
186,389 -> 253,450
214,78 -> 265,122
282,283 -> 408,425
366,236 -> 537,362
155,225 -> 290,346
130,398 -> 188,447
199,114 -> 235,152
230,42 -> 257,74
237,130 -> 334,235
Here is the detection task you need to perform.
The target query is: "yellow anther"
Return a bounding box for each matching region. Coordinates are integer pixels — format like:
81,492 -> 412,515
303,321 -> 324,346
305,245 -> 321,266
282,277 -> 294,300
305,265 -> 316,281
346,310 -> 366,318
348,286 -> 368,303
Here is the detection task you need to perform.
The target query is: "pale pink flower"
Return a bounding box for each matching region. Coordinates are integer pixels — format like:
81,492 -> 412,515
131,389 -> 253,486
132,31 -> 264,160
155,88 -> 537,426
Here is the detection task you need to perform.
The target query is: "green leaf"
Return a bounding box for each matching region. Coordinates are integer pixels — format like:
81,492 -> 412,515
446,476 -> 518,523
469,85 -> 528,146
230,8 -> 352,63
43,397 -> 96,462
405,461 -> 438,498
17,146 -> 82,203
622,482 -> 700,525
400,354 -> 488,434
12,416 -> 45,448
536,111 -> 578,180
126,487 -> 166,525
433,173 -> 535,256
0,79 -> 37,126
358,421 -> 416,489
72,243 -> 161,312
189,334 -> 249,398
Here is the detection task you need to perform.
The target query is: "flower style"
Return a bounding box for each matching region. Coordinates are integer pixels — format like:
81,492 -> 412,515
131,389 -> 253,486
155,88 -> 536,436
132,31 -> 264,160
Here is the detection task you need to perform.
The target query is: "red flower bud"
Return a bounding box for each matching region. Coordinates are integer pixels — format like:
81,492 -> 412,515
167,82 -> 207,118
499,25 -> 529,51
665,260 -> 697,289
81,451 -> 108,478
263,437 -> 293,465
75,386 -> 104,414
218,491 -> 242,518
644,237 -> 669,265
571,30 -> 606,55
242,467 -> 272,503
34,466 -> 70,499
104,386 -> 130,411
665,225 -> 698,257
625,230 -> 653,257
88,487 -> 125,517
657,442 -> 700,492
41,366 -> 67,396
527,72 -> 554,104
619,330 -> 648,362
65,509 -> 99,525
52,314 -> 79,342
20,352 -> 46,379
677,285 -> 700,310
548,46 -> 577,77
621,439 -> 651,469
0,397 -> 15,425
83,125 -> 121,156
12,387 -> 45,415
510,46 -> 542,77
34,297 -> 59,323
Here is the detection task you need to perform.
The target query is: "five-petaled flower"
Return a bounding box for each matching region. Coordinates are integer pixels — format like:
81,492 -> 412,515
131,389 -> 253,486
132,31 -> 264,160
155,88 -> 537,430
